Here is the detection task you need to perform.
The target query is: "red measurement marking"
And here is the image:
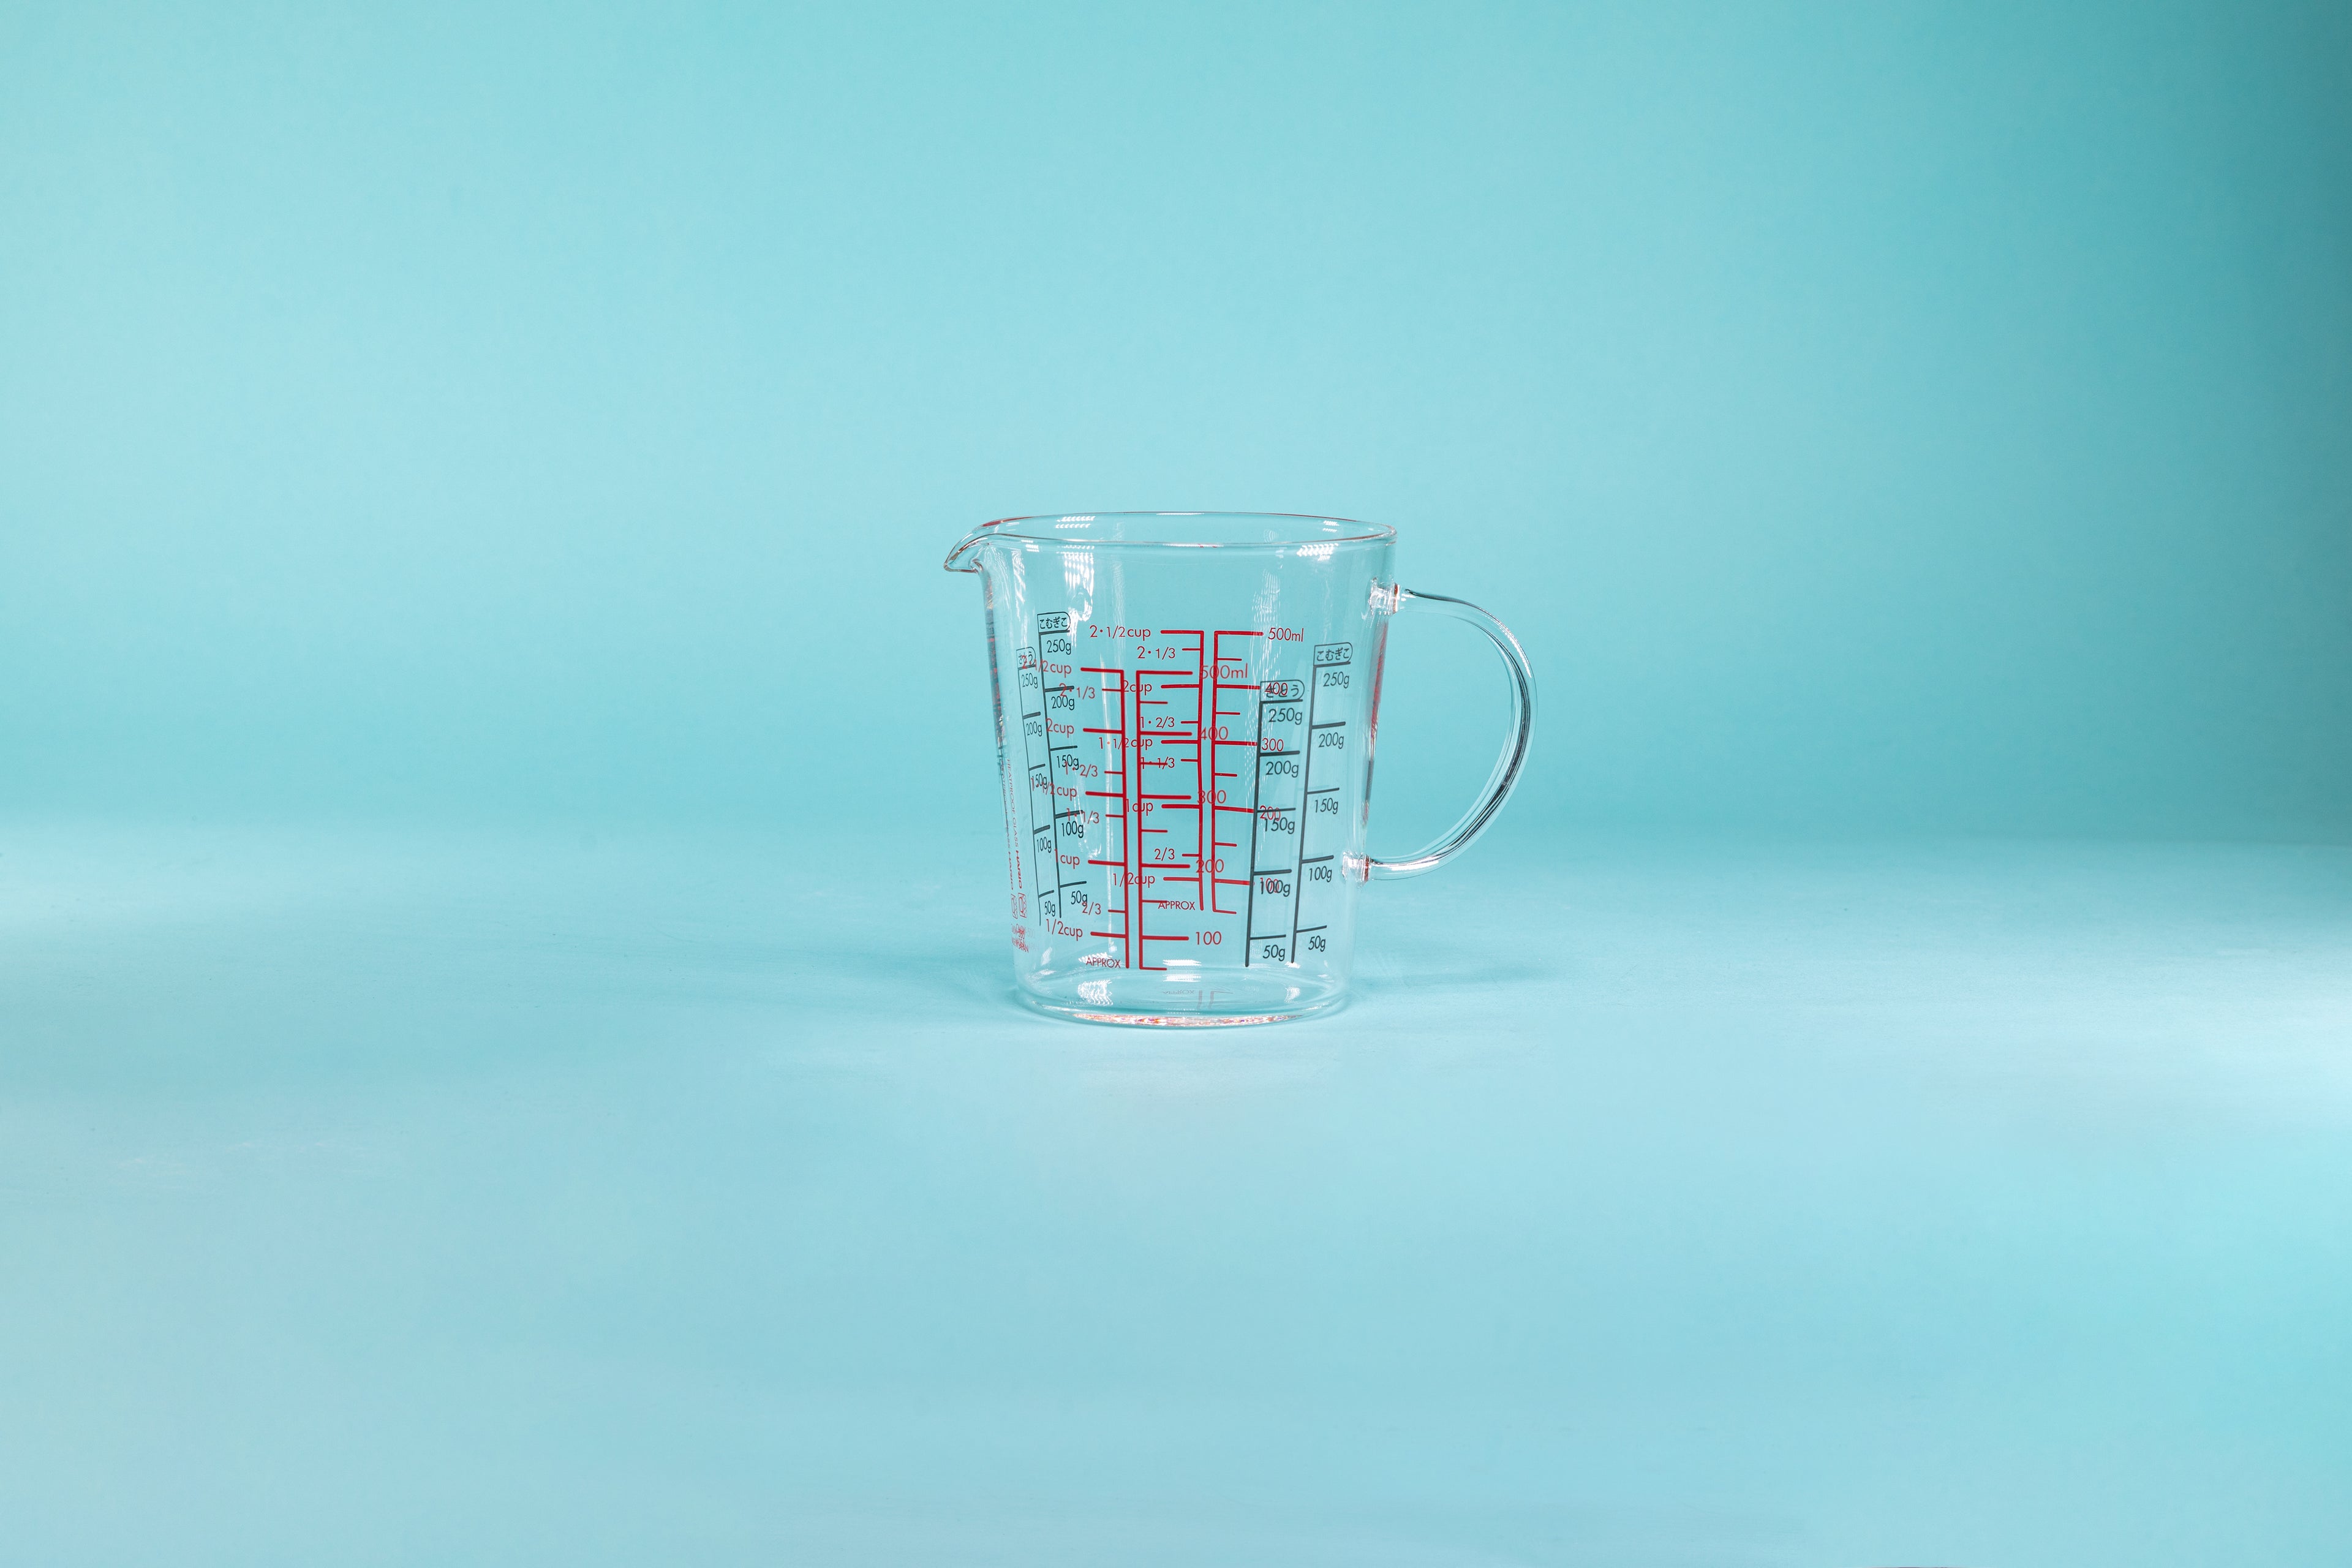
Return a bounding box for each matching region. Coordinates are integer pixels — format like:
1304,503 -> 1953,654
1125,664 -> 1138,968
1071,637 -> 1272,944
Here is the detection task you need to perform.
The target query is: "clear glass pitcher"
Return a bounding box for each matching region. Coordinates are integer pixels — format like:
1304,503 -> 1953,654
944,512 -> 1534,1027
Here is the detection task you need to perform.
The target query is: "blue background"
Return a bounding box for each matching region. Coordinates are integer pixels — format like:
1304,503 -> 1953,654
4,6 -> 2351,1566
4,0 -> 2347,837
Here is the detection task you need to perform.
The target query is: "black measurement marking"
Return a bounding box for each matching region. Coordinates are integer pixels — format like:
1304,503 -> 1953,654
1287,648 -> 1354,960
1021,614 -> 1056,922
1035,612 -> 1098,932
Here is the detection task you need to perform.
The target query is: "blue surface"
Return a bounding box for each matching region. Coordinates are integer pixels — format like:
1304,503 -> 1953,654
6,821 -> 2348,1565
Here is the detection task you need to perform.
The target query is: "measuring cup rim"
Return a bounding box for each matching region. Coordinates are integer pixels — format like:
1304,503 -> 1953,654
975,511 -> 1398,548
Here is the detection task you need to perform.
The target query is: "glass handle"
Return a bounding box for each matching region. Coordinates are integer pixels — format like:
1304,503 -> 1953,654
1361,586 -> 1537,881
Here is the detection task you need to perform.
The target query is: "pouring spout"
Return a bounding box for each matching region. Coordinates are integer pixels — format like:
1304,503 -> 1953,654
943,519 -> 1012,573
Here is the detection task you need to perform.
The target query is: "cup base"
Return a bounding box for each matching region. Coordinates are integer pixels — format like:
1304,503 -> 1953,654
1013,968 -> 1348,1028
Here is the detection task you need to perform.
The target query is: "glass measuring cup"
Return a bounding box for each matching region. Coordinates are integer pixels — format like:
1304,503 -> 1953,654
944,512 -> 1534,1027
